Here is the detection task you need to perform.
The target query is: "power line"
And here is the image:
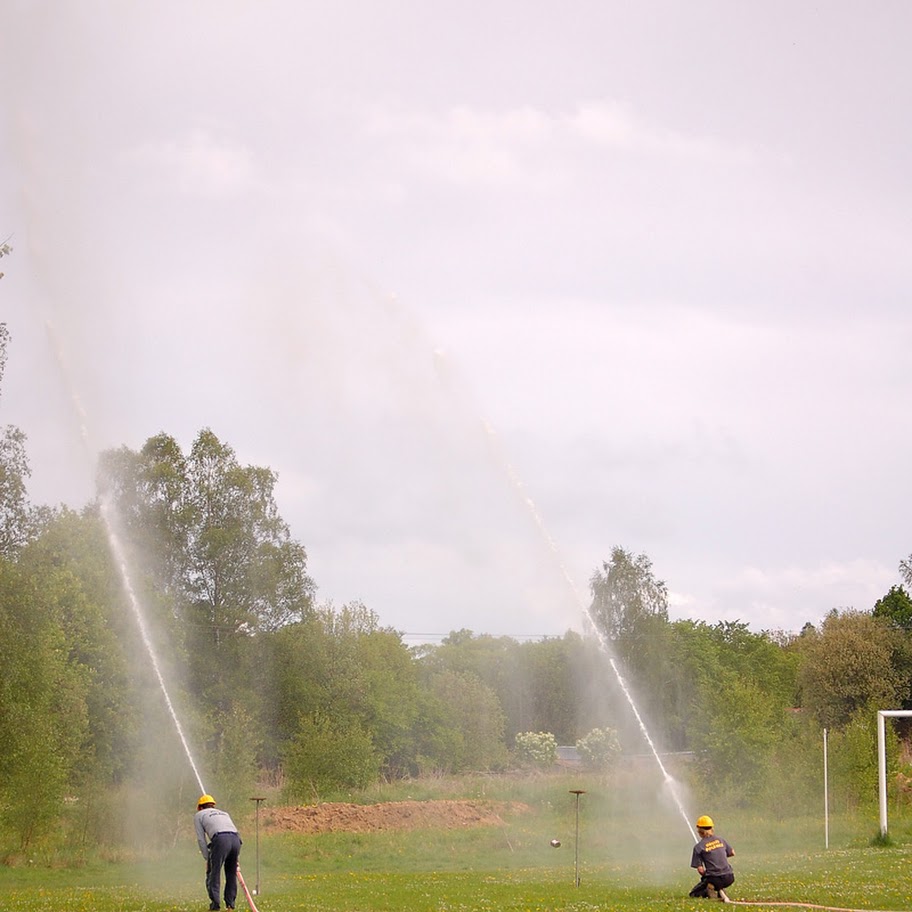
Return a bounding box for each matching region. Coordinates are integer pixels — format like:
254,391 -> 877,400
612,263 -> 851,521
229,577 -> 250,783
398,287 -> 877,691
399,632 -> 564,642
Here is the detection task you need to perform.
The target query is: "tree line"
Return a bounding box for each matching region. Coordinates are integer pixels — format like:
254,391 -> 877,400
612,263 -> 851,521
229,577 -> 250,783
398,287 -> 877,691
2,321 -> 912,855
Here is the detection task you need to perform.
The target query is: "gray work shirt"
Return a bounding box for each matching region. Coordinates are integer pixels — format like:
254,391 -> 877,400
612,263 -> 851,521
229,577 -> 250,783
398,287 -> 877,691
194,807 -> 239,858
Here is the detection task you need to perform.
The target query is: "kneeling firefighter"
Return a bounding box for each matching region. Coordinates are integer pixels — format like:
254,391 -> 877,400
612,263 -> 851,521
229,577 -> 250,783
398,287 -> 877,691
689,815 -> 735,901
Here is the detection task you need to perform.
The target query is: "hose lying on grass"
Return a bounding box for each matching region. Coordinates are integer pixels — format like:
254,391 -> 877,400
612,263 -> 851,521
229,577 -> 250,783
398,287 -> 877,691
728,901 -> 904,912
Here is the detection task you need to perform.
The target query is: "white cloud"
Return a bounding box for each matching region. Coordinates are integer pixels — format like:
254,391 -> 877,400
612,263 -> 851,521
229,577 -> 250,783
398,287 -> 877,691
567,100 -> 759,165
365,102 -> 557,187
3,0 -> 911,643
363,98 -> 757,189
671,559 -> 898,633
132,129 -> 257,197
724,559 -> 894,602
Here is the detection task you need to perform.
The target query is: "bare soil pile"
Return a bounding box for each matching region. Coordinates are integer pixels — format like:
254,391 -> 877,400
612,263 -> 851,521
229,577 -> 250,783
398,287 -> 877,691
263,799 -> 532,834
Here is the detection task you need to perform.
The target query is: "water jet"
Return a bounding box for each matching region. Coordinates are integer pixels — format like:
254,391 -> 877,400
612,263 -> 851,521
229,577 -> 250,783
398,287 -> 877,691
480,416 -> 697,842
46,318 -> 208,796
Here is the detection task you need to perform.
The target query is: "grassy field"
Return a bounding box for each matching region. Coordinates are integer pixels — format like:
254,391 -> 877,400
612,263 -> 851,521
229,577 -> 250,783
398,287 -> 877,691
3,773 -> 912,912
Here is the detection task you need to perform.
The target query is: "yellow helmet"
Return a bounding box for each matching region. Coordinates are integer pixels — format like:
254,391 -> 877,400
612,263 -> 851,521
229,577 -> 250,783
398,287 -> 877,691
696,815 -> 714,829
197,794 -> 215,809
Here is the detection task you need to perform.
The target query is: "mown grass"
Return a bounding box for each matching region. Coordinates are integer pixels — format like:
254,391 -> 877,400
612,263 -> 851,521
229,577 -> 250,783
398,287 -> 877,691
4,772 -> 912,912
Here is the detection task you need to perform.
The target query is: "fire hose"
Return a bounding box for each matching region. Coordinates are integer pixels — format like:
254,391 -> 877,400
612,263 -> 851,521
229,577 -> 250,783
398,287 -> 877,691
237,864 -> 260,912
726,904 -> 900,912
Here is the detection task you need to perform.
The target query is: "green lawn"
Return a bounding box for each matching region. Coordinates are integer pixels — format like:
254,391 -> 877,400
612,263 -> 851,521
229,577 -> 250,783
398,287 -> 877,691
4,775 -> 912,912
5,846 -> 912,912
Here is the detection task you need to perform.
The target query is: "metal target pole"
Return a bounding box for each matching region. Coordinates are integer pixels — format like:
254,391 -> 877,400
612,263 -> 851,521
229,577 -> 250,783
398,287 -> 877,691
569,790 -> 586,887
250,797 -> 265,894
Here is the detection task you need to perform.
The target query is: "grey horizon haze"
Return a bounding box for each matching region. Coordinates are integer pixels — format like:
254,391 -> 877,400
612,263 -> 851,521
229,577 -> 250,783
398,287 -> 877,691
1,1 -> 910,641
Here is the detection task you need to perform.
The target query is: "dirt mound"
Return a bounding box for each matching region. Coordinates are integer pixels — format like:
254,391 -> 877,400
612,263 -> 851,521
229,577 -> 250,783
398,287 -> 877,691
263,799 -> 532,834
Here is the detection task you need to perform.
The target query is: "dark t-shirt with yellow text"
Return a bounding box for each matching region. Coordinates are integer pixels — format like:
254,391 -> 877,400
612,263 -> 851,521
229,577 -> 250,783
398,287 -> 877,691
691,834 -> 734,877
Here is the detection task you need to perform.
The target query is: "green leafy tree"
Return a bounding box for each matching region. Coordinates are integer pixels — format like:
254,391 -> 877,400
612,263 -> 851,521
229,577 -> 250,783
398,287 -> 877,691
304,602 -> 420,778
422,630 -> 518,699
589,548 -> 686,755
870,588 -> 912,710
282,711 -> 379,801
0,236 -> 10,280
98,429 -> 316,716
256,602 -> 421,780
589,547 -> 669,647
0,425 -> 32,558
797,609 -> 908,729
826,706 -> 889,812
204,704 -> 262,811
422,630 -> 582,744
692,668 -> 783,802
0,324 -> 104,849
10,505 -> 214,851
0,324 -> 38,558
0,562 -> 90,848
873,585 -> 912,629
760,709 -> 824,817
100,429 -> 315,637
406,686 -> 466,777
254,615 -> 327,764
514,635 -> 581,743
422,669 -> 508,772
17,507 -> 141,790
900,555 -> 912,590
337,607 -> 422,778
182,430 -> 314,638
99,433 -> 192,599
713,620 -> 800,703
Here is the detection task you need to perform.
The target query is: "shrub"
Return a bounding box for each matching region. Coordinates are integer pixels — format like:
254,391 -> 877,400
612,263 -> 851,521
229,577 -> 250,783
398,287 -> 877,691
514,731 -> 557,767
576,727 -> 621,769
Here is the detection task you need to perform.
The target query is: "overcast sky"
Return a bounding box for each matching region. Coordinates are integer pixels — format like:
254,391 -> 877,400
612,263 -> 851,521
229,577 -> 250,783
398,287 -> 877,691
2,1 -> 910,642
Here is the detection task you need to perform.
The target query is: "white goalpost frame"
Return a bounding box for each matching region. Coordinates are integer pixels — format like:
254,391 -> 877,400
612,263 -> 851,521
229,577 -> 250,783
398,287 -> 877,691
877,709 -> 912,836
823,728 -> 828,849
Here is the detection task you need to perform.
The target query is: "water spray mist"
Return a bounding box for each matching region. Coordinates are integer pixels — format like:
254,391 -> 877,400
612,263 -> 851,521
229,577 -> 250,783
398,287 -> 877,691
100,498 -> 206,794
45,320 -> 207,795
480,417 -> 697,842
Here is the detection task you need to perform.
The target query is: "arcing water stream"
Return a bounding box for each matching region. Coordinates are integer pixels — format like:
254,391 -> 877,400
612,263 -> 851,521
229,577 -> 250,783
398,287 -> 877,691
99,498 -> 207,795
481,418 -> 697,842
46,320 -> 208,796
50,302 -> 688,836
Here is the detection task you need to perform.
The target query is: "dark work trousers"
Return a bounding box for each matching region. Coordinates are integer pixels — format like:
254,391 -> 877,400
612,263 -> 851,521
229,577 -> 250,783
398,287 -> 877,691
689,872 -> 735,897
207,832 -> 242,909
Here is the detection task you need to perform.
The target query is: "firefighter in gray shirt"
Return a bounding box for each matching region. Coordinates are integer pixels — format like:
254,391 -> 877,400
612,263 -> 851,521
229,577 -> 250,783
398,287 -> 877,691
194,794 -> 242,910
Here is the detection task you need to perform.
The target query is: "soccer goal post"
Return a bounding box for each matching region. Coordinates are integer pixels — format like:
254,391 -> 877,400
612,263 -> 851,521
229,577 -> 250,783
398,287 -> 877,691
877,709 -> 912,836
